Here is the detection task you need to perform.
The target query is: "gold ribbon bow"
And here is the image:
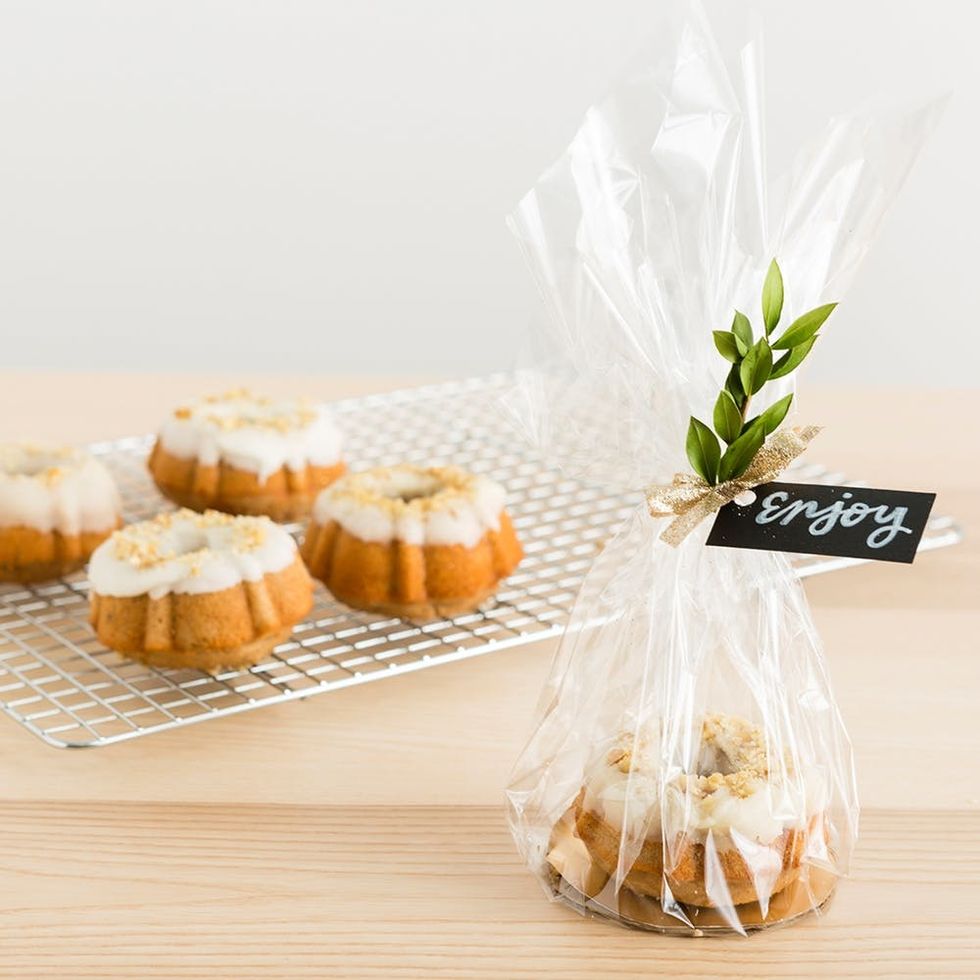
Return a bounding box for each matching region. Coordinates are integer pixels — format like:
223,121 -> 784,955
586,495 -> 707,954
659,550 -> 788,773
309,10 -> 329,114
645,425 -> 822,547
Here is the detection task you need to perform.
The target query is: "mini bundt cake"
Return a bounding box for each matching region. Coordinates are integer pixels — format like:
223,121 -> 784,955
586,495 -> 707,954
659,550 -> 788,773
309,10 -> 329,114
0,443 -> 122,583
302,464 -> 523,620
88,509 -> 313,671
573,714 -> 827,908
148,389 -> 345,522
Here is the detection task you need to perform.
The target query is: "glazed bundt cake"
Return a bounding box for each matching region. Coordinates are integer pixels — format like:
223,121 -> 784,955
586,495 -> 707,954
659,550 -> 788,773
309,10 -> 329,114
148,390 -> 345,522
573,714 -> 827,908
0,442 -> 121,583
88,509 -> 313,671
301,464 -> 523,620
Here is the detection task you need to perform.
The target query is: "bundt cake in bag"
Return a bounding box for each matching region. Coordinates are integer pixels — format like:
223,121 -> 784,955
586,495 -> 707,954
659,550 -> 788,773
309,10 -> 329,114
504,3 -> 940,934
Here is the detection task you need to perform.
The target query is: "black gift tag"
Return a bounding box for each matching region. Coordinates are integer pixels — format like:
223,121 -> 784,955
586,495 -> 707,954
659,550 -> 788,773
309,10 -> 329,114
706,481 -> 936,564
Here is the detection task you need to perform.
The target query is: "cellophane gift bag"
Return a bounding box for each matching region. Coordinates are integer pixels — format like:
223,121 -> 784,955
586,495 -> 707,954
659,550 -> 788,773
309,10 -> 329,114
505,2 -> 941,935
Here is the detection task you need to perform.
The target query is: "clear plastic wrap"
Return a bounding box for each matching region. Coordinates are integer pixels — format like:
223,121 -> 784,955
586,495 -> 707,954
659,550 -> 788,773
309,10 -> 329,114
505,2 -> 941,935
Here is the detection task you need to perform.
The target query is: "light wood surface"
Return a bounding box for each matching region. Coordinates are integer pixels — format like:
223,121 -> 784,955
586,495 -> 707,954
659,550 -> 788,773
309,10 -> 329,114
0,373 -> 977,978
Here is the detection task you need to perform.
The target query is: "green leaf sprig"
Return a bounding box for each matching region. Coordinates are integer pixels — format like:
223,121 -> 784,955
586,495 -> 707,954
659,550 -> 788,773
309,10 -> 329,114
686,259 -> 836,485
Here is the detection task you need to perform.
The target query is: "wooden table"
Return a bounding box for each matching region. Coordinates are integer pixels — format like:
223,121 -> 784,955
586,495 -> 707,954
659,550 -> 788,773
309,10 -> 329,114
0,374 -> 977,979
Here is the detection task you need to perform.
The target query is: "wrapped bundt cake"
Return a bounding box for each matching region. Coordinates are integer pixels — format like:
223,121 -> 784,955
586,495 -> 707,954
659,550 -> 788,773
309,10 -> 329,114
503,3 -> 935,935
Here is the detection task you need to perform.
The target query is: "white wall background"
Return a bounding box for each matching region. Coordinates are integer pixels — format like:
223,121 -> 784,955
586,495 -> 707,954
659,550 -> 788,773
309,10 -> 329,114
0,0 -> 975,385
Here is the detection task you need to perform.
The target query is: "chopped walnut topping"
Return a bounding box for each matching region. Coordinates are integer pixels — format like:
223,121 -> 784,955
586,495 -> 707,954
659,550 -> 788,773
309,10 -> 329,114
0,443 -> 82,483
701,712 -> 769,778
605,714 -> 771,800
175,391 -> 319,434
606,746 -> 631,772
326,465 -> 487,516
110,509 -> 269,568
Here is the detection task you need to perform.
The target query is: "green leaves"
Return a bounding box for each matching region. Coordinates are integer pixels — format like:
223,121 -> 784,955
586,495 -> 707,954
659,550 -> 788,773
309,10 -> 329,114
731,311 -> 753,355
770,336 -> 818,379
718,423 -> 765,483
739,338 -> 772,396
674,259 -> 836,487
717,392 -> 791,481
772,303 -> 837,350
761,260 -> 784,335
712,330 -> 740,363
713,390 -> 742,444
755,392 -> 793,435
714,310 -> 753,364
686,417 -> 720,485
725,363 -> 744,405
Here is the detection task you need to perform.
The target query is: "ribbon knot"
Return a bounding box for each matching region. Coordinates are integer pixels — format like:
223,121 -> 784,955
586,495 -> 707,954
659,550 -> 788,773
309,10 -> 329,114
645,425 -> 822,546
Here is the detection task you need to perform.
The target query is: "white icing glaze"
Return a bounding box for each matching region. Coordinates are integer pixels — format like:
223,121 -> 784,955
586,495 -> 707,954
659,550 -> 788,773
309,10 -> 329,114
0,443 -> 121,535
157,391 -> 343,483
583,729 -> 667,840
585,753 -> 665,840
582,718 -> 826,849
87,509 -> 298,600
312,465 -> 508,548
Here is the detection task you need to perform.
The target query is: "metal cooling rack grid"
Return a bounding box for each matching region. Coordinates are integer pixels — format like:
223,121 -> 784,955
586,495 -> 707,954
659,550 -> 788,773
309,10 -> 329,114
0,374 -> 963,749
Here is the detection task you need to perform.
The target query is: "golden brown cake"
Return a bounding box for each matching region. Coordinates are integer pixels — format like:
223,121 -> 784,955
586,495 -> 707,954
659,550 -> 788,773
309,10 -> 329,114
573,714 -> 826,908
148,390 -> 345,522
0,443 -> 122,583
88,509 -> 313,671
302,465 -> 523,620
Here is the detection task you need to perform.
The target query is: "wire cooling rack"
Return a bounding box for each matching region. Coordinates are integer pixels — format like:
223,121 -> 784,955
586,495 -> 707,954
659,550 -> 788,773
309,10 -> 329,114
0,375 -> 963,749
